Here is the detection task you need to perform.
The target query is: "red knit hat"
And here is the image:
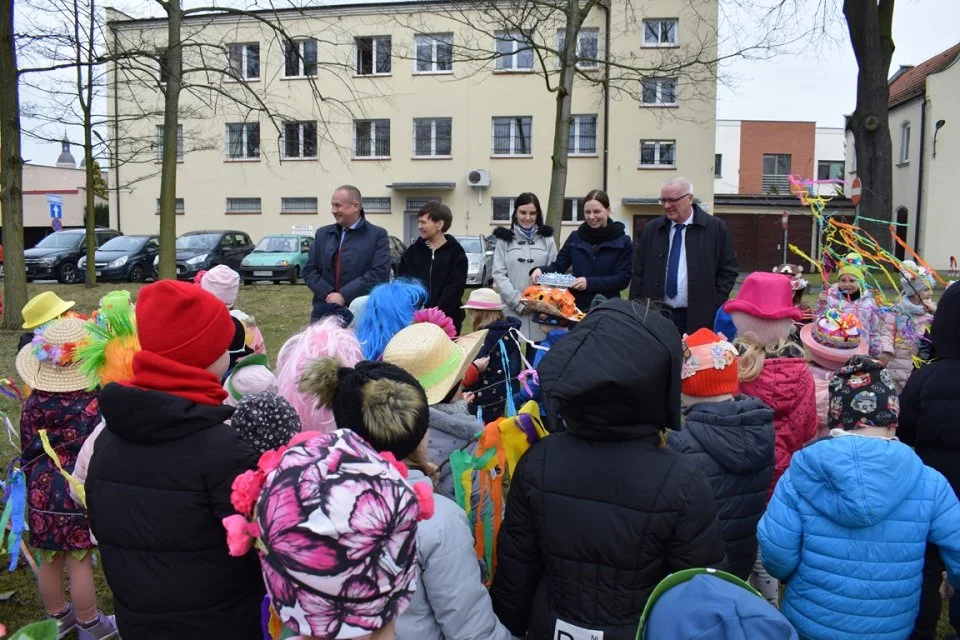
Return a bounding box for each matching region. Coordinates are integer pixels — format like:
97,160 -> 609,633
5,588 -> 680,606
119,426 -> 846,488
681,328 -> 739,398
136,280 -> 235,369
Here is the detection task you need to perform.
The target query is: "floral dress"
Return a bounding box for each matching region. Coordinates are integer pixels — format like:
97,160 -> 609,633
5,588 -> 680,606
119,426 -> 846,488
19,390 -> 101,554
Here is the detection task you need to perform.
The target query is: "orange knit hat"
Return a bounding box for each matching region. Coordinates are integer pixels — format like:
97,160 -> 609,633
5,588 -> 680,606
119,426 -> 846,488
680,328 -> 739,398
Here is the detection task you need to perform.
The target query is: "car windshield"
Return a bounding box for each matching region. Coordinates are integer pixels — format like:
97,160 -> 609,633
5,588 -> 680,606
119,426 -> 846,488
100,236 -> 145,252
458,237 -> 483,253
35,233 -> 82,249
255,237 -> 298,253
176,233 -> 219,251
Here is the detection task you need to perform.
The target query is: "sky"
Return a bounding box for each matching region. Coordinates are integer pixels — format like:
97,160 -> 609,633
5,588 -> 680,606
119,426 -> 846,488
18,0 -> 960,165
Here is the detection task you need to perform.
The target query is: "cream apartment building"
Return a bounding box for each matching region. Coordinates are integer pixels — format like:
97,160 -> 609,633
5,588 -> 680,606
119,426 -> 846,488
105,0 -> 718,246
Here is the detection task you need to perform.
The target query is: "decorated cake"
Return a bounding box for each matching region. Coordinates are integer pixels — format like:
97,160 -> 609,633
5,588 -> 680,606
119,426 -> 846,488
520,286 -> 585,322
535,272 -> 577,288
811,308 -> 862,349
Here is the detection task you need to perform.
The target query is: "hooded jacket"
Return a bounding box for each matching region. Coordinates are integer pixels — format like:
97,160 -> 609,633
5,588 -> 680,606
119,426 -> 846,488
539,221 -> 633,310
490,299 -> 726,640
466,316 -> 523,423
85,384 -> 264,640
492,225 -> 558,342
427,401 -> 481,500
881,301 -> 933,390
668,396 -> 775,579
757,435 -> 960,640
398,234 -> 469,333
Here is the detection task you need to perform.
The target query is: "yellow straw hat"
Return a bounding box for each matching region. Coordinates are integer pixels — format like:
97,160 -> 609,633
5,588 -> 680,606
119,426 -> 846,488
16,317 -> 93,393
22,291 -> 76,329
382,323 -> 487,405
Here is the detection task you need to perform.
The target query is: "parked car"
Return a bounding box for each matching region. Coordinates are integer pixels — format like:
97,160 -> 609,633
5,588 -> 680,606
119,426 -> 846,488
154,230 -> 254,280
79,234 -> 159,283
454,235 -> 494,287
25,228 -> 121,284
239,234 -> 313,285
389,235 -> 406,278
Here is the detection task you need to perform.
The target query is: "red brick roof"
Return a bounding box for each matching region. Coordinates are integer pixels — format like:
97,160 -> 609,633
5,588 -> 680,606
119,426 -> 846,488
888,42 -> 960,107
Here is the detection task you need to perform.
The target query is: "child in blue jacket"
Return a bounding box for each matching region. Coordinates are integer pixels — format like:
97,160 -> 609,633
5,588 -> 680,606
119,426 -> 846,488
757,355 -> 960,640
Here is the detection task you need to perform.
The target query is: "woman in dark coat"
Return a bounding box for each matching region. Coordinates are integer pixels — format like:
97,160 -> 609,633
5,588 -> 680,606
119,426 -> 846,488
531,190 -> 633,310
490,298 -> 726,640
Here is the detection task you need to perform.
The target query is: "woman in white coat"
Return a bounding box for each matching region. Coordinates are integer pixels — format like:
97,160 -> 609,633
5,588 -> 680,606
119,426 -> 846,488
492,192 -> 558,342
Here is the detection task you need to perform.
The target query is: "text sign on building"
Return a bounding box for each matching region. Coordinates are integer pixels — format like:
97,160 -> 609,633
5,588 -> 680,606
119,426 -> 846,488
47,194 -> 63,219
291,224 -> 314,236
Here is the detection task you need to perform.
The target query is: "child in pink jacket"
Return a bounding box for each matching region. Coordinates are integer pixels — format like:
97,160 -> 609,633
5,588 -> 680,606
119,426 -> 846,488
882,260 -> 936,391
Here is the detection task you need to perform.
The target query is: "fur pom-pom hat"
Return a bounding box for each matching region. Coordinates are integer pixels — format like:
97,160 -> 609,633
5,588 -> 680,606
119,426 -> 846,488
299,357 -> 430,460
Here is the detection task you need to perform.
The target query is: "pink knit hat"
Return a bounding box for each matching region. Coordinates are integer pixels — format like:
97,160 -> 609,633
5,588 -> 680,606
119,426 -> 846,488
200,265 -> 240,307
723,273 -> 801,321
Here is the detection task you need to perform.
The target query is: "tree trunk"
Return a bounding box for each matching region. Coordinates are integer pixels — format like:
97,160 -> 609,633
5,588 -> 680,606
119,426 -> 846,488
0,0 -> 27,330
844,0 -> 895,253
78,0 -> 97,287
157,0 -> 182,280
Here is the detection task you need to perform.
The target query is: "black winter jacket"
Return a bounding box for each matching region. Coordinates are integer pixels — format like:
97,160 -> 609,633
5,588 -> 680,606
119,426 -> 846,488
629,205 -> 739,333
86,384 -> 265,640
539,222 -> 633,310
465,316 -> 523,423
490,299 -> 726,640
668,395 -> 775,579
397,235 -> 468,333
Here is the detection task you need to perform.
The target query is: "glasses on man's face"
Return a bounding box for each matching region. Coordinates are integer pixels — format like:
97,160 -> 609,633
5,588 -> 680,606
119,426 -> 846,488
658,193 -> 691,206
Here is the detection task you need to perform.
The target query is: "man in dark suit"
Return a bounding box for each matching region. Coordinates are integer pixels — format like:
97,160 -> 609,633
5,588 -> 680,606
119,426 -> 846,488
303,185 -> 391,322
629,177 -> 739,334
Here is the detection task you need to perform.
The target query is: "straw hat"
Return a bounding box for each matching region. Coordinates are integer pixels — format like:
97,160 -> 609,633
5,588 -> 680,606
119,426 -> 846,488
22,292 -> 76,329
461,288 -> 505,311
16,317 -> 92,393
382,323 -> 487,404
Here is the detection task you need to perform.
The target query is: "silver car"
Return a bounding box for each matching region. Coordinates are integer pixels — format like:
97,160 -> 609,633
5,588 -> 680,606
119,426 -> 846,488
455,235 -> 493,287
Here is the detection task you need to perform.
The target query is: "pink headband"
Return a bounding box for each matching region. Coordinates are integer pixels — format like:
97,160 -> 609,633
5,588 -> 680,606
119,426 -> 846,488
464,300 -> 503,310
681,337 -> 737,380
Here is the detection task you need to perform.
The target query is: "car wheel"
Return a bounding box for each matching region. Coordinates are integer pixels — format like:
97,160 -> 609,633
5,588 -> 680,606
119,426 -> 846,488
244,279 -> 252,286
290,266 -> 300,285
128,263 -> 145,282
481,268 -> 488,286
58,262 -> 78,284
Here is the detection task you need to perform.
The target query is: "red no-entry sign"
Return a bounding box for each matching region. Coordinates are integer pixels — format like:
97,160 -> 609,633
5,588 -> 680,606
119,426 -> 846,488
850,177 -> 862,205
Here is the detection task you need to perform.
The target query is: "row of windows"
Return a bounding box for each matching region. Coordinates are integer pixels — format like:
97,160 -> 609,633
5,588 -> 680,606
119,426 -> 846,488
154,196 -> 394,216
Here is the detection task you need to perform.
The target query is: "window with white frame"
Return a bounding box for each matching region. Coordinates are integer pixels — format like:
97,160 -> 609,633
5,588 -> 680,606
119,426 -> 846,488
155,124 -> 184,161
226,122 -> 260,160
495,31 -> 534,71
762,153 -> 792,192
354,119 -> 391,158
283,121 -> 317,159
639,140 -> 676,167
415,33 -> 453,73
155,198 -> 185,215
226,197 -> 261,214
817,160 -> 845,181
284,39 -> 317,77
413,118 -> 452,157
569,114 -> 597,155
562,197 -> 586,222
492,116 -> 532,155
362,197 -> 392,213
492,197 -> 515,222
356,36 -> 391,75
228,43 -> 260,80
557,28 -> 600,69
899,121 -> 911,164
641,78 -> 677,105
280,197 -> 318,214
643,19 -> 678,46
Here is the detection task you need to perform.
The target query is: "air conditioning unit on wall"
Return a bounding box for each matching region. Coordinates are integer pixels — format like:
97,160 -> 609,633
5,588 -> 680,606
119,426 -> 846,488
467,169 -> 491,187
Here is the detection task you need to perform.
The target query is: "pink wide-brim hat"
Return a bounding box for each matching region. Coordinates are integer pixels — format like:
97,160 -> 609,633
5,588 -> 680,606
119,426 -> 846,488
723,272 -> 802,321
800,322 -> 869,369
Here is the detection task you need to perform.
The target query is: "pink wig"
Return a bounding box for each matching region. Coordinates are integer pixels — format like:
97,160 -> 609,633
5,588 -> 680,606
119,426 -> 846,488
274,317 -> 363,432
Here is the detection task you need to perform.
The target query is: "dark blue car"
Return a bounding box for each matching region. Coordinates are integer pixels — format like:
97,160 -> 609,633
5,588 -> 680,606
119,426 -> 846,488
79,234 -> 159,282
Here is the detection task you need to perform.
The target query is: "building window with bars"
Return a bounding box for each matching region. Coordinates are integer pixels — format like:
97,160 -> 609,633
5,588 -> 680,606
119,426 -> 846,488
356,36 -> 391,75
562,197 -> 586,222
413,118 -> 452,157
155,198 -> 185,215
569,115 -> 597,155
362,197 -> 392,213
762,153 -> 792,193
283,121 -> 317,159
557,28 -> 600,70
492,197 -> 515,222
492,116 -> 532,156
280,197 -> 318,214
155,124 -> 184,161
226,123 -> 260,160
817,160 -> 845,181
643,19 -> 678,46
354,119 -> 391,158
495,31 -> 534,71
415,33 -> 453,73
226,197 -> 262,214
639,140 -> 676,167
641,78 -> 677,105
228,43 -> 260,80
284,39 -> 318,77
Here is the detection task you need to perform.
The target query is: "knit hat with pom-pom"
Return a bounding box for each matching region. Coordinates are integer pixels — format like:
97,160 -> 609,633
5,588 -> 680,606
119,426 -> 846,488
681,328 -> 739,399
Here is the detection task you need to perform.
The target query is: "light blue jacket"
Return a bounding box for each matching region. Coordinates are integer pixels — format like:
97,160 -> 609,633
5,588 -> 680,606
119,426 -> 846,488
758,434 -> 960,640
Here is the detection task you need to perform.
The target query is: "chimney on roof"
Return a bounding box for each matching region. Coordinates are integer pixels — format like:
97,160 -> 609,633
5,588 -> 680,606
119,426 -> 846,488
889,65 -> 915,84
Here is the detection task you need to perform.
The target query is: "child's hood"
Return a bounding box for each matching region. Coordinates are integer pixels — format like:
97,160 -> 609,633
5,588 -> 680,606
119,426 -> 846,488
428,403 -> 478,442
682,396 -> 775,474
790,435 -> 923,528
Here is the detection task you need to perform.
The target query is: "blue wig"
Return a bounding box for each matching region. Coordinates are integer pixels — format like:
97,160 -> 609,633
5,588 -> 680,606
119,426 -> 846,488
355,278 -> 428,360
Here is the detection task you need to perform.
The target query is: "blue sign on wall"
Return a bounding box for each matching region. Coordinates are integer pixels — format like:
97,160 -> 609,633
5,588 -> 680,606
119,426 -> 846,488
47,194 -> 63,220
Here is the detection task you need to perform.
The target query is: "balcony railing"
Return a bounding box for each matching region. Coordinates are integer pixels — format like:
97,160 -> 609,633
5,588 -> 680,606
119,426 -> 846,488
762,174 -> 792,194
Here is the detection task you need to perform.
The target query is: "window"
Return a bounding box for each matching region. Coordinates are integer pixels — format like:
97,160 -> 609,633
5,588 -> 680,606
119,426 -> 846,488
641,78 -> 677,105
226,122 -> 260,160
557,28 -> 600,70
817,160 -> 845,181
413,118 -> 452,157
155,124 -> 183,161
225,197 -> 261,214
562,197 -> 586,222
228,43 -> 260,80
492,116 -> 532,155
639,140 -> 676,167
283,121 -> 317,159
762,153 -> 792,192
569,114 -> 597,155
899,121 -> 911,164
356,36 -> 391,75
157,51 -> 171,83
492,197 -> 515,222
280,197 -> 318,214
495,31 -> 534,71
643,19 -> 678,46
415,33 -> 453,73
284,39 -> 317,77
354,119 -> 391,158
155,197 -> 185,215
714,153 -> 722,178
362,197 -> 392,213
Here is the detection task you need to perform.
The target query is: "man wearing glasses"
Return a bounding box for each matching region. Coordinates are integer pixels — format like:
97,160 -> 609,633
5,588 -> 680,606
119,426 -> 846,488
629,177 -> 738,334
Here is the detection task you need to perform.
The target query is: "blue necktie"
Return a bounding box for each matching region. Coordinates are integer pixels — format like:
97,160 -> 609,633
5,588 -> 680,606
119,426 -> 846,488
665,224 -> 684,299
